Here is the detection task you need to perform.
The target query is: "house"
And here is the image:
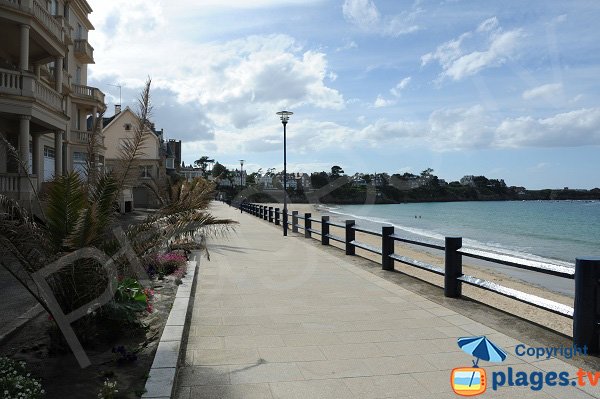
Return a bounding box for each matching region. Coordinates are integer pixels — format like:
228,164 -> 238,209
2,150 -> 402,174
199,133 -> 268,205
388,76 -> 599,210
0,0 -> 105,202
102,106 -> 165,209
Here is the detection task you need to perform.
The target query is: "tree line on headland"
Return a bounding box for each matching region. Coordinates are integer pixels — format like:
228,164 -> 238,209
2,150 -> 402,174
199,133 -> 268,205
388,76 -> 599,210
189,158 -> 600,204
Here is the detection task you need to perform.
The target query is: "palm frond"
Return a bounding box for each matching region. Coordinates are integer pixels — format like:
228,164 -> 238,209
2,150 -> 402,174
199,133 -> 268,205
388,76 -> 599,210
45,172 -> 86,250
112,77 -> 153,192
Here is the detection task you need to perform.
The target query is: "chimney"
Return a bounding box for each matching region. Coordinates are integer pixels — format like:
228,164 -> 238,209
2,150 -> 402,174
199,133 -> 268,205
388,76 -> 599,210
115,104 -> 121,115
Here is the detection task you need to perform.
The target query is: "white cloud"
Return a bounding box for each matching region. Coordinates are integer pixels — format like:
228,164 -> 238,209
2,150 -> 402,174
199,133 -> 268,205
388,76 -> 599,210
477,17 -> 499,33
342,0 -> 421,37
522,83 -> 563,100
494,108 -> 600,148
373,95 -> 395,108
342,0 -> 380,30
90,12 -> 344,129
390,77 -> 411,97
422,18 -> 524,81
335,40 -> 358,52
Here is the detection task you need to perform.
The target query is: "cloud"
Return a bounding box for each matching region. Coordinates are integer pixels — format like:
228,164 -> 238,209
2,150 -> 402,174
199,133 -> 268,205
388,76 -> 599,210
89,13 -> 344,129
522,83 -> 563,100
324,106 -> 600,152
342,0 -> 421,37
477,17 -> 499,33
390,77 -> 411,97
335,40 -> 358,52
494,108 -> 600,148
373,95 -> 395,108
342,0 -> 380,30
422,18 -> 524,81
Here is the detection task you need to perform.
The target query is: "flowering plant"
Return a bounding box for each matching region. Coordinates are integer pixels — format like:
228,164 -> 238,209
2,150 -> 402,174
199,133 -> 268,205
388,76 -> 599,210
0,357 -> 44,399
97,379 -> 118,399
156,252 -> 187,276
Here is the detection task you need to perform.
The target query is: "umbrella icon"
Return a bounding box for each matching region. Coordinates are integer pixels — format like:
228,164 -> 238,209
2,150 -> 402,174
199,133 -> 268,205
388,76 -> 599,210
457,336 -> 507,388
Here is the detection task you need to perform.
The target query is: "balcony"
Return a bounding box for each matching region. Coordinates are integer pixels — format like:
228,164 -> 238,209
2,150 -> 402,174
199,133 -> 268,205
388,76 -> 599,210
0,68 -> 65,114
0,0 -> 66,45
74,39 -> 94,64
71,83 -> 105,108
70,129 -> 105,147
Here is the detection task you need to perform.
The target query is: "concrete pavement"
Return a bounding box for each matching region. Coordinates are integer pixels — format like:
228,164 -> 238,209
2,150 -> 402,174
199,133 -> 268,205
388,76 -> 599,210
174,202 -> 598,398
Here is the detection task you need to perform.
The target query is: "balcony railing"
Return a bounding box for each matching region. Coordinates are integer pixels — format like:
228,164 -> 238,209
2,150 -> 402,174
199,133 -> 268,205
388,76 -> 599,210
74,39 -> 94,63
0,0 -> 66,44
0,68 -> 64,113
72,83 -> 105,104
0,174 -> 38,200
71,129 -> 105,146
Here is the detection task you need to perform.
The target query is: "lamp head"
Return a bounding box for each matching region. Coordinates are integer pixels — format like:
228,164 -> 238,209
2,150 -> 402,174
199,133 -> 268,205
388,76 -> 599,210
276,111 -> 293,123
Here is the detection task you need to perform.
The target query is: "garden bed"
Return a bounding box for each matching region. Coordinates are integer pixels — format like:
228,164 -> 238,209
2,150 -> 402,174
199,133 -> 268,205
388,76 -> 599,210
0,268 -> 185,398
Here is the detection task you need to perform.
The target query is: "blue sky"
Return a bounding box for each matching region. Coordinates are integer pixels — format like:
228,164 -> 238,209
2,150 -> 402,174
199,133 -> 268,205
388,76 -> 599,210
87,0 -> 600,189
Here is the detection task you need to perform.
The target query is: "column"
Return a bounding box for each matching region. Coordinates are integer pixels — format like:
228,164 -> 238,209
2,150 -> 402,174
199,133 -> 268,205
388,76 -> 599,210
35,64 -> 41,80
19,25 -> 30,71
54,130 -> 63,177
19,116 -> 31,174
32,133 -> 42,181
92,105 -> 98,132
55,57 -> 64,91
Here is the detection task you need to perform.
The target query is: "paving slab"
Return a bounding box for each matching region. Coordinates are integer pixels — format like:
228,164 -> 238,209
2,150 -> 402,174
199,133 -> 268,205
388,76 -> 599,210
174,203 -> 596,398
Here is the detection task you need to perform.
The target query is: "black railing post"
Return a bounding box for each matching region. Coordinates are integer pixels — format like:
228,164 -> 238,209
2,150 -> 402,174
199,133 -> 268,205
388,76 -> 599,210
573,257 -> 600,354
263,206 -> 268,221
292,211 -> 299,233
321,216 -> 329,245
345,220 -> 355,255
253,204 -> 257,216
275,208 -> 280,225
382,226 -> 394,271
304,213 -> 312,238
269,207 -> 273,223
444,237 -> 463,298
259,205 -> 263,218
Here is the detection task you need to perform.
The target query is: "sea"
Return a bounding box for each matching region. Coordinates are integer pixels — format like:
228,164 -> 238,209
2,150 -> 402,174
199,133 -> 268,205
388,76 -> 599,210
319,201 -> 600,296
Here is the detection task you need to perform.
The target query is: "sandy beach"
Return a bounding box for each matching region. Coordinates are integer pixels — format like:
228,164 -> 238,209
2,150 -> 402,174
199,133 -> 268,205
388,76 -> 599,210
260,203 -> 574,337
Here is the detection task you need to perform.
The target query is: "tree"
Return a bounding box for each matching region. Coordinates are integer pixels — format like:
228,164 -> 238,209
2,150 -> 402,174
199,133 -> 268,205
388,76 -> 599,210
330,165 -> 344,179
311,172 -> 329,189
211,162 -> 227,179
194,156 -> 214,177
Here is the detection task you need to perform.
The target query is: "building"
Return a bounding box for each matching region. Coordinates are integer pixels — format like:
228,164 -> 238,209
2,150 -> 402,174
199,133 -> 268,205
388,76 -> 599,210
102,106 -> 164,209
0,0 -> 106,201
179,166 -> 203,182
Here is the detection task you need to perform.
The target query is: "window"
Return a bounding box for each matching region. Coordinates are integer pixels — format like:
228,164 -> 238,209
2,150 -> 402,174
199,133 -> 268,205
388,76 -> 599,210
166,158 -> 174,169
76,109 -> 81,130
76,66 -> 81,84
73,151 -> 88,177
44,146 -> 55,158
140,165 -> 153,178
77,23 -> 83,40
124,123 -> 132,131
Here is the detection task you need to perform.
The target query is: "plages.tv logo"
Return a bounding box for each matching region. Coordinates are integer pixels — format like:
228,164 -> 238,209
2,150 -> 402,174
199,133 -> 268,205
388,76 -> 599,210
451,336 -> 507,396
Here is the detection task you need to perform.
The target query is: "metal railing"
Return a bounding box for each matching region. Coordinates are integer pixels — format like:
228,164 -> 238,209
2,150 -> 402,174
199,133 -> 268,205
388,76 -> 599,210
239,202 -> 600,353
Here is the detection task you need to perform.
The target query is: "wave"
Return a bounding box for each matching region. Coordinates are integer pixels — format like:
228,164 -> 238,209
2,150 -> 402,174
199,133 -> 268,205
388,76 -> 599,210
323,207 -> 574,268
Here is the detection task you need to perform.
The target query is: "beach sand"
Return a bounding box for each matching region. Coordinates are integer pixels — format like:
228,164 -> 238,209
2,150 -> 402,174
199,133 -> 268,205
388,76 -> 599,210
259,203 -> 573,337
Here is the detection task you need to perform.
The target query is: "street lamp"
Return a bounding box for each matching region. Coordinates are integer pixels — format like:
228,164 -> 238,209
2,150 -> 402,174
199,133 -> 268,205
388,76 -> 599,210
239,159 -> 244,187
276,110 -> 293,236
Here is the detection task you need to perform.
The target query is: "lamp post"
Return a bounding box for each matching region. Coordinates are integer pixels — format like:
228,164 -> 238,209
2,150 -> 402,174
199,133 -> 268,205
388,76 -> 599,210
239,159 -> 244,188
276,111 -> 293,236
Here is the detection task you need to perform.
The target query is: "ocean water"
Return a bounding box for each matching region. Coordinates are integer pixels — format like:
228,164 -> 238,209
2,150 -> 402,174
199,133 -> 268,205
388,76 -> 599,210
322,201 -> 600,266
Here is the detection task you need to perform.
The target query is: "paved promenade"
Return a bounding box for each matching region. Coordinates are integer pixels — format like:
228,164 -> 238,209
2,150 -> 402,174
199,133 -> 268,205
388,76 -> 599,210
174,202 -> 597,399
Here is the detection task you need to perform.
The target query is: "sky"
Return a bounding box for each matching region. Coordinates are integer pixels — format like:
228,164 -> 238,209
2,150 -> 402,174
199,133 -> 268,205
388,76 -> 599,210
87,0 -> 600,189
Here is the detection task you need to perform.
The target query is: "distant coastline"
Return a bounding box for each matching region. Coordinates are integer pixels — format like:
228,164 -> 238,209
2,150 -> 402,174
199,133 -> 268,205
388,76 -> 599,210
243,186 -> 600,205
